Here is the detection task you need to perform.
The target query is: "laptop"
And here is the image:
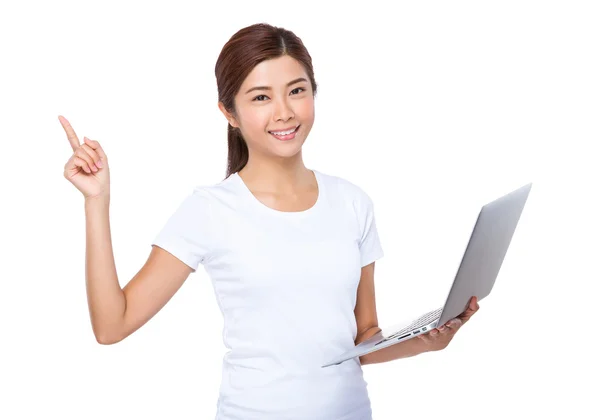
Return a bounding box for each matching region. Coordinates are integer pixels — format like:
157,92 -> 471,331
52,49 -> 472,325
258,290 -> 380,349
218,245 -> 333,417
321,182 -> 533,368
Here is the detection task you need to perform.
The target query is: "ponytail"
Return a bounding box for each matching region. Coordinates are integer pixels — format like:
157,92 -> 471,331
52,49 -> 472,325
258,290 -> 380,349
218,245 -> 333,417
225,123 -> 248,179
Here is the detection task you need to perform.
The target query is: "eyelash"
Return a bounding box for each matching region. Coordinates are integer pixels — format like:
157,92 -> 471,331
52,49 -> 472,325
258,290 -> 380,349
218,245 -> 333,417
252,87 -> 306,102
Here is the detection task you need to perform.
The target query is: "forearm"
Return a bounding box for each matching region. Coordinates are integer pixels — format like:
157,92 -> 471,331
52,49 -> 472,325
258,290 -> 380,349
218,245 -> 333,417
84,195 -> 125,343
358,328 -> 430,365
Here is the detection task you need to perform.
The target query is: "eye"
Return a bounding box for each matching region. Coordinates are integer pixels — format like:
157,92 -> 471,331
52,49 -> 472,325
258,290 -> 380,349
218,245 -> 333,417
252,87 -> 306,102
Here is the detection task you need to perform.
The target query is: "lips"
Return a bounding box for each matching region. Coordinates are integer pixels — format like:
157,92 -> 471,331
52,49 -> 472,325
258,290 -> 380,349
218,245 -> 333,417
268,124 -> 300,141
268,125 -> 299,135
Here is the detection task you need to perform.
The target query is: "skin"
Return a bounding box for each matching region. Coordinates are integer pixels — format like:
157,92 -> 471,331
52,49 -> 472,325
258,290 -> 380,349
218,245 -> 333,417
218,54 -> 317,210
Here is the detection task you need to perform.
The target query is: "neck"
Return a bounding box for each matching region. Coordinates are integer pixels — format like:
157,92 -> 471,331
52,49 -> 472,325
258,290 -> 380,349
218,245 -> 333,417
237,156 -> 314,195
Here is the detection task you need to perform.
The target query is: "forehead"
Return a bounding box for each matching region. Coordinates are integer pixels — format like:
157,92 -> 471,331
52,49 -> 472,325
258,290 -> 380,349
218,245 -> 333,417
241,55 -> 307,89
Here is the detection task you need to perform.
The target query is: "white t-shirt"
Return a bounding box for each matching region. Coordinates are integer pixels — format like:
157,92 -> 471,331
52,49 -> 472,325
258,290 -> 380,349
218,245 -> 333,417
152,169 -> 385,420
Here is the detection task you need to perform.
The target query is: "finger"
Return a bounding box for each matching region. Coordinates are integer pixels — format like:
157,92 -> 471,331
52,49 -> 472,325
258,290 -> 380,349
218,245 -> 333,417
75,148 -> 98,172
458,311 -> 473,324
73,156 -> 92,173
438,319 -> 459,333
83,137 -> 107,161
80,143 -> 101,168
470,296 -> 479,310
459,303 -> 479,320
58,115 -> 81,153
446,319 -> 463,329
438,325 -> 451,334
461,305 -> 479,321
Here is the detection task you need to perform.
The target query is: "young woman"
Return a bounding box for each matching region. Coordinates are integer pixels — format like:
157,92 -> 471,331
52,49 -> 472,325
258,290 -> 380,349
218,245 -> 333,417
61,23 -> 479,420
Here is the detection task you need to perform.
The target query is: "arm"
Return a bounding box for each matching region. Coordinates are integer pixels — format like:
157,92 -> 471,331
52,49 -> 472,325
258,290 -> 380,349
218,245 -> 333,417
357,328 -> 430,365
353,261 -> 430,365
85,195 -> 193,344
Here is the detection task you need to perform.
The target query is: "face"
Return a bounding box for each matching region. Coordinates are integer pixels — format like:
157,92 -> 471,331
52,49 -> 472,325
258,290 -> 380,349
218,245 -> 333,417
219,55 -> 315,159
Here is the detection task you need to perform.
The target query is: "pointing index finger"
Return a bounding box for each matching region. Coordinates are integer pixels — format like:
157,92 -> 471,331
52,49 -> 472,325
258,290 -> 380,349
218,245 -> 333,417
58,115 -> 81,152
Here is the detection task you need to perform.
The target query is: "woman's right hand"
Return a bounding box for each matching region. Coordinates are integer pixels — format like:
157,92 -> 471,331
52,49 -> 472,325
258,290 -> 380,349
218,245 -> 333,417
60,115 -> 110,200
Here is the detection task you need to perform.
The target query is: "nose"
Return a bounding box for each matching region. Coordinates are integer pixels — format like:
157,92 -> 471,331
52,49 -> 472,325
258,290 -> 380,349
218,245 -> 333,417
273,97 -> 295,122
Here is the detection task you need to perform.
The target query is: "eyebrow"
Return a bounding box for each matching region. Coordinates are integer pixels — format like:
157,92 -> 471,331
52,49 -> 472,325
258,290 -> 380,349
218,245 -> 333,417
244,77 -> 308,95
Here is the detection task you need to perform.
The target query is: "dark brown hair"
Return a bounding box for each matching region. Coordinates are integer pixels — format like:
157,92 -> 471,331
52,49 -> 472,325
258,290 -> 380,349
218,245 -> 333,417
215,23 -> 318,179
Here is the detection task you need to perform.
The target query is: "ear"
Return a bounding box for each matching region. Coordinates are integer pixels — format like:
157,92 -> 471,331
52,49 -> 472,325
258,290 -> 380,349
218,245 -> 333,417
218,101 -> 239,128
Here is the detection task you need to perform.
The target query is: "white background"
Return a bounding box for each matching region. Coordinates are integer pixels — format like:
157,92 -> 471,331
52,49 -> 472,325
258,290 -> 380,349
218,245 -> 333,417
1,1 -> 598,419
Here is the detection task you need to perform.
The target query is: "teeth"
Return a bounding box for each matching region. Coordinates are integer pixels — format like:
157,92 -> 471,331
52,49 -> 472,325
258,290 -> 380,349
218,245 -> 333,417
271,127 -> 297,135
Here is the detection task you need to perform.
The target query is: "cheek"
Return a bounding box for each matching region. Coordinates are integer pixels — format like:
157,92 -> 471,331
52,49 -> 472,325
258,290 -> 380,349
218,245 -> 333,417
297,99 -> 315,123
240,110 -> 269,134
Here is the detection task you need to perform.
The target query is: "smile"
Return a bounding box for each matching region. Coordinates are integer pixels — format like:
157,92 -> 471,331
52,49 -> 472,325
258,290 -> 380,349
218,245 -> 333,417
269,125 -> 300,141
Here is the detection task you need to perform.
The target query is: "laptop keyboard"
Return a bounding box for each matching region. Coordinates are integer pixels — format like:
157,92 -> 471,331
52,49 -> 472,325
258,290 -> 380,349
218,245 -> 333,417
388,307 -> 443,339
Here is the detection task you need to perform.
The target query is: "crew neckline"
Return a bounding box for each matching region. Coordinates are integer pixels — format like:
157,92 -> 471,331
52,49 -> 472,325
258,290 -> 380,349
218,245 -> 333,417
232,169 -> 324,218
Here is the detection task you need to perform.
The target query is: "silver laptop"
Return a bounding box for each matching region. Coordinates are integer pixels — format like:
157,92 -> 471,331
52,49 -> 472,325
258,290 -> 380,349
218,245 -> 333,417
321,182 -> 533,368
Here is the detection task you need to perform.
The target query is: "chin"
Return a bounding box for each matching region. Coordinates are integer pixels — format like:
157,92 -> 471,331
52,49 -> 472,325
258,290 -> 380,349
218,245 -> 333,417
275,145 -> 304,157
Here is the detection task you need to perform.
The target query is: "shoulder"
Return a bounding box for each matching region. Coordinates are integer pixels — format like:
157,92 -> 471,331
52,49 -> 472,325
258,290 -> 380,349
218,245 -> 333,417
180,174 -> 240,219
318,170 -> 374,205
176,176 -> 231,211
191,173 -> 238,199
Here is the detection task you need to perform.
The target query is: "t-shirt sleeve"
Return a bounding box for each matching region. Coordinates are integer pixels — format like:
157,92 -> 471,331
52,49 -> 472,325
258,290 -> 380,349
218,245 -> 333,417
355,189 -> 385,267
151,188 -> 214,273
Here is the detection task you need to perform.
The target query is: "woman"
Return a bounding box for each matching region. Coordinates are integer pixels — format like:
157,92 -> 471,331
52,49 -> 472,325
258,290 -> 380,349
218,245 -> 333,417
60,22 -> 479,420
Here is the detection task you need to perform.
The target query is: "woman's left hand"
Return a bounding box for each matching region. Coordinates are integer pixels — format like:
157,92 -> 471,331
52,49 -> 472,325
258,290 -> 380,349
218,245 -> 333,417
416,296 -> 480,352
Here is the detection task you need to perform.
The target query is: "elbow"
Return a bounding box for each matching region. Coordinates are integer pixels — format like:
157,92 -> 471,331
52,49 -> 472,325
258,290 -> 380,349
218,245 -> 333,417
359,353 -> 371,366
355,326 -> 382,346
96,335 -> 117,345
93,327 -> 124,345
91,313 -> 127,345
96,333 -> 124,345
